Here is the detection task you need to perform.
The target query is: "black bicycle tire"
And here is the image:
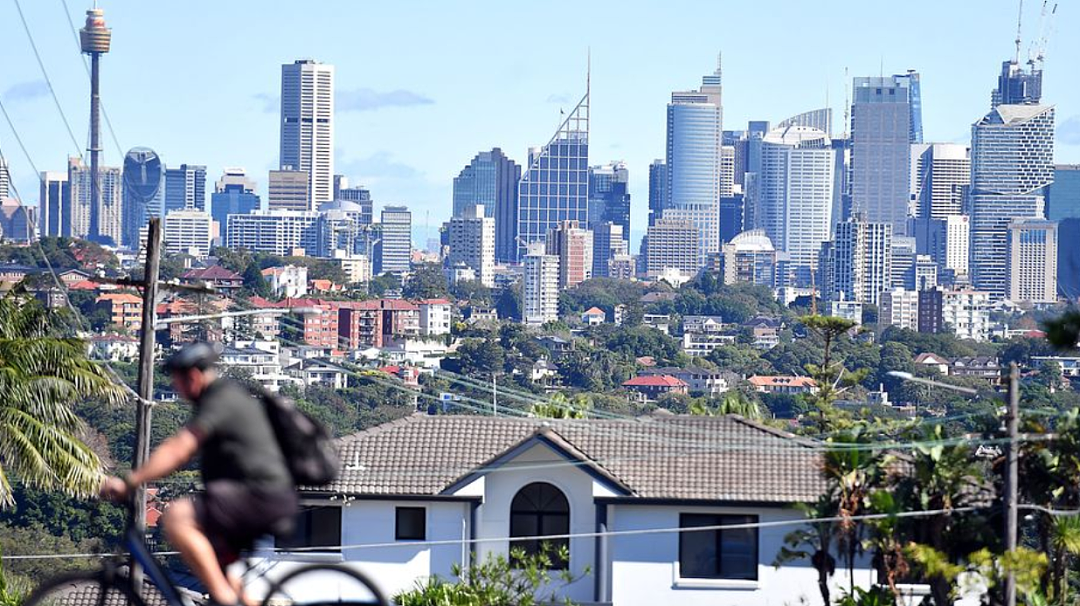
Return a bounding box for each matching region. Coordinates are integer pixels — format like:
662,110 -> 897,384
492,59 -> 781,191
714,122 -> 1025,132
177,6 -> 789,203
259,563 -> 390,606
23,569 -> 150,606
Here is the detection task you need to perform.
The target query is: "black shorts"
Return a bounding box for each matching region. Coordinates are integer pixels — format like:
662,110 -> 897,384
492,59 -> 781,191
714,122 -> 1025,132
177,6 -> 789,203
193,480 -> 299,567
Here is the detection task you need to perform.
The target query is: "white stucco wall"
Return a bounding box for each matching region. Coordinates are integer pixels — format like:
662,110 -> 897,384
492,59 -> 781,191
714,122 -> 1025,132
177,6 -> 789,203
606,504 -> 876,606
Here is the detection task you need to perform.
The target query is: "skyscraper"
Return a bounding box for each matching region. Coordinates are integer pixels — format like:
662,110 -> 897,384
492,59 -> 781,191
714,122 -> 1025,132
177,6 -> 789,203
211,169 -> 260,245
776,108 -> 832,135
280,60 -> 334,206
0,157 -> 9,199
376,206 -> 411,275
69,157 -> 122,246
163,209 -> 212,259
453,149 -> 520,263
587,162 -> 630,240
1007,219 -> 1057,304
545,220 -> 593,289
850,75 -> 914,236
758,124 -> 835,284
913,143 -> 970,219
268,169 -> 311,211
666,59 -> 723,267
1047,165 -> 1080,221
164,164 -> 206,214
517,86 -> 589,261
333,176 -> 374,226
826,217 -> 893,306
992,58 -> 1042,107
122,148 -> 164,248
647,159 -> 668,225
893,70 -> 924,144
969,104 -> 1055,299
226,210 -> 320,256
591,222 -> 626,279
646,218 -> 700,279
523,243 -> 560,326
39,171 -> 70,238
447,204 -> 495,287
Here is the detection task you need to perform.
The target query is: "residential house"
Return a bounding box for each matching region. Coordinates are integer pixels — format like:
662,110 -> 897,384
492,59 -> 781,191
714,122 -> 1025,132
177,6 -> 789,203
465,307 -> 498,327
747,375 -> 818,395
310,279 -> 345,294
537,335 -> 573,360
262,265 -> 309,298
949,357 -> 1001,383
181,265 -> 244,294
581,307 -> 606,326
642,366 -> 729,395
622,374 -> 688,401
87,334 -> 138,362
742,317 -> 783,350
220,340 -> 297,391
681,316 -> 735,357
914,353 -> 950,376
639,291 -> 677,305
58,268 -> 91,286
379,364 -> 421,387
292,358 -> 350,390
642,314 -> 672,335
530,358 -> 559,384
95,292 -> 143,332
1032,356 -> 1080,381
263,414 -> 876,606
0,264 -> 38,285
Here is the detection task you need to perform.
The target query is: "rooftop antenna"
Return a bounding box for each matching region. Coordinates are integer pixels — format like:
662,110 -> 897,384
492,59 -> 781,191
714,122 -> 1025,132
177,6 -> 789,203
842,67 -> 850,138
586,47 -> 591,100
1015,0 -> 1025,64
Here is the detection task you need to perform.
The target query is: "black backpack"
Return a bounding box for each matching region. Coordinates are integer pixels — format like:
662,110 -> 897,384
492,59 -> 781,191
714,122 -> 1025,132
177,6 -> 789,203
249,385 -> 341,486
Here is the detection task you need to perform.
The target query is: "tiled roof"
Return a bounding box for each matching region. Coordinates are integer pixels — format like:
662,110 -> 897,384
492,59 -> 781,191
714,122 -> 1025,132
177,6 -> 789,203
915,353 -> 950,365
623,375 -> 687,388
33,576 -> 176,606
319,414 -> 826,503
182,265 -> 241,281
748,375 -> 816,388
96,293 -> 141,304
583,307 -> 605,316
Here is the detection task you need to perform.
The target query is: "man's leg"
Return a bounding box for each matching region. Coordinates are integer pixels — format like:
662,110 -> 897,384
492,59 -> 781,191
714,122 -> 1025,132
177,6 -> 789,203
163,498 -> 238,605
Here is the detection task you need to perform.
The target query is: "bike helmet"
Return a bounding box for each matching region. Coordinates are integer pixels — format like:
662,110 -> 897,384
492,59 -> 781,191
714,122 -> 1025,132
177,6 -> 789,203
162,341 -> 223,373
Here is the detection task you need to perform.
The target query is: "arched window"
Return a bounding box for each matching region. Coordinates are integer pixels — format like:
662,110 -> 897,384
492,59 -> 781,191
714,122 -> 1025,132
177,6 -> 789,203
509,482 -> 569,569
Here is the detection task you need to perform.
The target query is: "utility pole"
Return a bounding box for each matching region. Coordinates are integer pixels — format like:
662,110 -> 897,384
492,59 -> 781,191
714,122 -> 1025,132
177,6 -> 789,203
132,218 -> 162,586
1004,361 -> 1020,606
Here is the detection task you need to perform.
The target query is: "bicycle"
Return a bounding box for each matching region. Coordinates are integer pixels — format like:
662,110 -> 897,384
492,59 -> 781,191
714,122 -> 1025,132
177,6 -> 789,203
23,499 -> 390,606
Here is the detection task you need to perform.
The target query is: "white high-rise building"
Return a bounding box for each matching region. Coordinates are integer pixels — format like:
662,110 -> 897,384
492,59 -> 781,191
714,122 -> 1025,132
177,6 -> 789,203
827,217 -> 892,306
1007,219 -> 1058,304
646,216 -> 700,279
759,124 -> 834,283
913,143 -> 970,219
880,287 -> 920,330
523,243 -> 560,326
447,204 -> 495,287
226,210 -> 320,256
68,157 -> 122,245
945,215 -> 970,276
280,60 -> 334,207
942,289 -> 991,341
377,206 -> 412,275
0,157 -> 10,199
666,58 -> 723,268
969,104 -> 1055,299
163,209 -> 212,259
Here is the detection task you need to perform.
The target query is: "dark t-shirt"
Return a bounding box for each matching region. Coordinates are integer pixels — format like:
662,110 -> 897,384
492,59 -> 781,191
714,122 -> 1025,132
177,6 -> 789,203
186,378 -> 293,491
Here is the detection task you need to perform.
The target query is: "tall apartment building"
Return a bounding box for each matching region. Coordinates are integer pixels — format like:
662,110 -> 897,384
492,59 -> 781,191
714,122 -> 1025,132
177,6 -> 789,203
447,204 -> 495,287
591,222 -> 627,279
545,220 -> 593,289
1007,219 -> 1058,304
163,209 -> 212,259
587,162 -> 630,243
523,243 -> 560,326
163,164 -> 206,213
913,143 -> 970,219
39,171 -> 70,238
969,104 -> 1055,299
376,206 -> 411,275
69,157 -> 122,246
646,217 -> 699,279
268,169 -> 311,212
666,59 -> 723,267
280,60 -> 334,206
759,124 -> 834,284
333,177 -> 374,226
879,287 -> 920,330
850,75 -> 915,236
516,89 -> 589,261
720,229 -> 778,287
226,210 -> 320,256
453,149 -> 520,263
0,157 -> 9,199
826,217 -> 892,306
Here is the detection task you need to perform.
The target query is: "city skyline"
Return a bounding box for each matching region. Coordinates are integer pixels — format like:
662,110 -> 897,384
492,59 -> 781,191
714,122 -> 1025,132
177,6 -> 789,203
1,1 -> 1079,248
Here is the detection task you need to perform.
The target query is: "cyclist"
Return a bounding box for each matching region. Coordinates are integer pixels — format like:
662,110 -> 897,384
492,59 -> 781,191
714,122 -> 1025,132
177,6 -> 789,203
101,341 -> 299,606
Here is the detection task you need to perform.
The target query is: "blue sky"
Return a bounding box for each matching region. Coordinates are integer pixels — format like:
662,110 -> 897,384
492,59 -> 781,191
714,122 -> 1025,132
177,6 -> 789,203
2,0 -> 1078,248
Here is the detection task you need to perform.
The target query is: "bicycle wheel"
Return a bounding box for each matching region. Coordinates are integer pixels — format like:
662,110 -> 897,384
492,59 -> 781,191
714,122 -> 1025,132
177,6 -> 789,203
22,569 -> 153,606
258,564 -> 389,606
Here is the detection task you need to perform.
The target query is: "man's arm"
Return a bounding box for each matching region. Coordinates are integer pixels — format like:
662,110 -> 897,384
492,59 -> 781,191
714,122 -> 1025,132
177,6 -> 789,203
129,428 -> 199,485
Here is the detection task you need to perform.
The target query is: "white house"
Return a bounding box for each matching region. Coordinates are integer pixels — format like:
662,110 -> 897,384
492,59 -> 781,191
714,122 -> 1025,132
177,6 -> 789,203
262,265 -> 309,299
258,413 -> 881,606
417,299 -> 453,337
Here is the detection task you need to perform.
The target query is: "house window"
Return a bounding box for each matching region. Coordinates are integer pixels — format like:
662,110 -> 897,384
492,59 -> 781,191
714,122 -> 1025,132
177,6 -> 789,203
278,506 -> 342,552
678,514 -> 758,580
509,482 -> 569,569
395,507 -> 426,541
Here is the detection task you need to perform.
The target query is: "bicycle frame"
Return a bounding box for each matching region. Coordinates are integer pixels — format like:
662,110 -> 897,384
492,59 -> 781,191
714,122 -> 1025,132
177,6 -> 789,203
121,510 -> 187,606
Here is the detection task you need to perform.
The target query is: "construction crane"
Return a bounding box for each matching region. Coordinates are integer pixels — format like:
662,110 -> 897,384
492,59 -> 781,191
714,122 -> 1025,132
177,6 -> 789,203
1028,0 -> 1058,70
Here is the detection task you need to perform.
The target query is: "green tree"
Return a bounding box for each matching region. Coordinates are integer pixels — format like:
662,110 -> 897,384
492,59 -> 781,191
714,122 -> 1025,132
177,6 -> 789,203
495,283 -> 522,321
455,338 -> 507,376
242,262 -> 271,297
403,263 -> 450,300
689,390 -> 764,420
0,294 -> 124,504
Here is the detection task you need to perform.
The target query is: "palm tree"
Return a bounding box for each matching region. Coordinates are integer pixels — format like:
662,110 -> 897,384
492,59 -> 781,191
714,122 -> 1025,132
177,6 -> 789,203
688,390 -> 765,421
0,294 -> 124,505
